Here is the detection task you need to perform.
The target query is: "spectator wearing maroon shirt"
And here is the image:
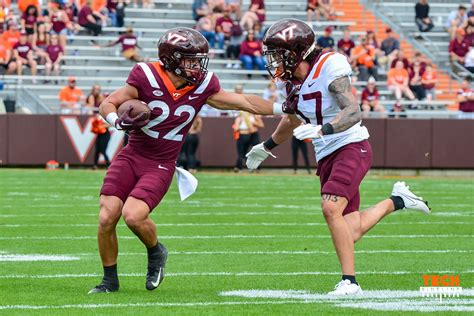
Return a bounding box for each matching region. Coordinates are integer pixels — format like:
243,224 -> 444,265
12,31 -> 37,82
337,29 -> 355,57
216,6 -> 233,50
102,27 -> 143,62
240,0 -> 265,31
49,2 -> 71,51
409,60 -> 426,100
44,34 -> 63,79
239,31 -> 265,76
78,1 -> 102,36
20,5 -> 38,43
361,76 -> 385,118
410,51 -> 427,73
449,28 -> 470,72
457,79 -> 474,118
390,50 -> 410,69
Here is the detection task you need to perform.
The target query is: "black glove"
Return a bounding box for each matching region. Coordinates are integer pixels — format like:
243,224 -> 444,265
116,105 -> 150,131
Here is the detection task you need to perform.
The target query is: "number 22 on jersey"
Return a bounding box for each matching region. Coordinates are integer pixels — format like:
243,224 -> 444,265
141,100 -> 196,141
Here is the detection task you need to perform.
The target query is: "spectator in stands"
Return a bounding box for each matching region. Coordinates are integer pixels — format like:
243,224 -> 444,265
78,0 -> 102,36
233,110 -> 263,172
391,50 -> 410,69
106,0 -> 118,27
2,22 -> 20,49
91,0 -> 109,27
196,11 -> 216,49
59,76 -> 84,114
44,34 -> 63,80
33,22 -> 49,64
115,0 -> 127,28
291,137 -> 311,175
225,21 -> 243,68
226,0 -> 242,20
262,81 -> 279,103
101,27 -> 143,62
216,6 -> 233,50
307,0 -> 336,22
457,79 -> 474,118
49,2 -> 71,51
12,31 -> 37,82
445,5 -> 467,38
351,36 -> 377,82
409,60 -> 426,101
449,28 -> 470,73
0,0 -> 8,33
240,0 -> 265,32
17,0 -> 38,14
464,20 -> 474,46
365,29 -> 379,51
20,4 -> 38,43
91,114 -> 111,169
380,27 -> 400,69
192,0 -> 209,22
410,51 -> 427,72
464,46 -> 474,73
415,0 -> 434,33
86,84 -> 104,114
337,28 -> 355,57
421,63 -> 437,100
317,26 -> 334,51
252,21 -> 265,40
239,30 -> 265,76
0,37 -> 13,74
387,60 -> 416,104
361,76 -> 385,118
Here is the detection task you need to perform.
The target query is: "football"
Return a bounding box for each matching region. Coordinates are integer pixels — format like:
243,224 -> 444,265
117,99 -> 151,120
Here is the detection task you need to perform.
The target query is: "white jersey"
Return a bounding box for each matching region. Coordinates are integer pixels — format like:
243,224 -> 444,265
293,52 -> 369,161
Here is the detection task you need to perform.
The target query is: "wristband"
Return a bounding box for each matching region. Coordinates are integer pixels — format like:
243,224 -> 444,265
321,123 -> 334,135
106,112 -> 119,129
263,137 -> 278,150
272,102 -> 284,115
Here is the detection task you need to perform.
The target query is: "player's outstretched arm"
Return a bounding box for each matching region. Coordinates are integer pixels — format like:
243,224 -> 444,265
206,89 -> 284,115
327,76 -> 361,133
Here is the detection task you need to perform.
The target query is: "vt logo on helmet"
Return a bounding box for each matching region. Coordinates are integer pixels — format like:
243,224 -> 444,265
158,27 -> 210,85
263,19 -> 317,81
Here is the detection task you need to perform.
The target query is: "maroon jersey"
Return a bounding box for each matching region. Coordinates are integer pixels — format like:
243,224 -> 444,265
46,44 -> 63,62
337,38 -> 355,57
216,16 -> 233,35
13,42 -> 32,59
51,11 -> 67,33
458,88 -> 474,112
361,87 -> 379,103
116,34 -> 138,52
78,6 -> 93,26
126,62 -> 221,162
21,13 -> 37,29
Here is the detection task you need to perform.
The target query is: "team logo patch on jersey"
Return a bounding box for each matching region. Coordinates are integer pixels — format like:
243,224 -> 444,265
153,89 -> 164,97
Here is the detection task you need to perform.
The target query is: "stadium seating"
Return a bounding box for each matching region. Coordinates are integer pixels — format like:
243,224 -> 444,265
2,0 -> 462,116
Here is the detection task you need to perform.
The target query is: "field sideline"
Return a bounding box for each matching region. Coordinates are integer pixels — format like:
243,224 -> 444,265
0,169 -> 473,315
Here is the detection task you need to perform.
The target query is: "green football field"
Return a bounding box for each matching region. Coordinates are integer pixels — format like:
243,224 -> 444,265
0,169 -> 473,315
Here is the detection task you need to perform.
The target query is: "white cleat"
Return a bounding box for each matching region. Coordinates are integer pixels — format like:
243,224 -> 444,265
391,181 -> 431,214
327,279 -> 363,296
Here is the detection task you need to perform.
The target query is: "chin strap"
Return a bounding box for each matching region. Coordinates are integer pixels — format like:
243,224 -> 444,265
303,41 -> 317,60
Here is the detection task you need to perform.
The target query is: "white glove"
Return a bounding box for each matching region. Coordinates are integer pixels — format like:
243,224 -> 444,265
245,142 -> 276,169
293,124 -> 322,140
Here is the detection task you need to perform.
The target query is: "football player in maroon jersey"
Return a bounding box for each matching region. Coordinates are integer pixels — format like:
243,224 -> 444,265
89,27 -> 292,294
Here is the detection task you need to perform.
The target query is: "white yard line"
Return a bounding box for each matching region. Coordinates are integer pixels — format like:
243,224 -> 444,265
0,254 -> 80,262
0,221 -> 472,228
0,234 -> 471,240
1,270 -> 473,279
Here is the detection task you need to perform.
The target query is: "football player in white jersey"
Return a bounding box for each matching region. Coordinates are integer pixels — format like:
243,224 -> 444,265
246,19 -> 431,295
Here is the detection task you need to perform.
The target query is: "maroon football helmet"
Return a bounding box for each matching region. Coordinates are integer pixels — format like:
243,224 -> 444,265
158,27 -> 209,85
263,19 -> 316,81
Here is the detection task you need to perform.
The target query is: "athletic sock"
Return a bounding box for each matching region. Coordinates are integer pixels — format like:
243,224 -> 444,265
147,242 -> 165,266
390,195 -> 405,211
342,275 -> 358,285
102,264 -> 119,290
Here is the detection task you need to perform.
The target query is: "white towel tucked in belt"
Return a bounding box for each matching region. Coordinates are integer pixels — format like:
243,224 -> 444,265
175,167 -> 198,201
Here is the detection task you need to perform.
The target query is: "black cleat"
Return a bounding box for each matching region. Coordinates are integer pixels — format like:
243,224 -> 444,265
88,282 -> 119,294
146,243 -> 168,291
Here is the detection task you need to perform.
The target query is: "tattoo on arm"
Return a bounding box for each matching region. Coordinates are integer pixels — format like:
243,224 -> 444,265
327,76 -> 361,133
322,194 -> 339,202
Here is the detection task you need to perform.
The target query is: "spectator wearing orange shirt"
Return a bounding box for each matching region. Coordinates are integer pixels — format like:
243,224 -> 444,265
0,37 -> 13,74
18,0 -> 38,13
387,60 -> 416,103
421,63 -> 436,101
91,114 -> 111,169
351,36 -> 377,81
2,22 -> 20,49
59,76 -> 84,114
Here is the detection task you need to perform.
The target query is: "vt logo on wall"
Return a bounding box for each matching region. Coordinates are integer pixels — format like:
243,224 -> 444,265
60,116 -> 124,163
